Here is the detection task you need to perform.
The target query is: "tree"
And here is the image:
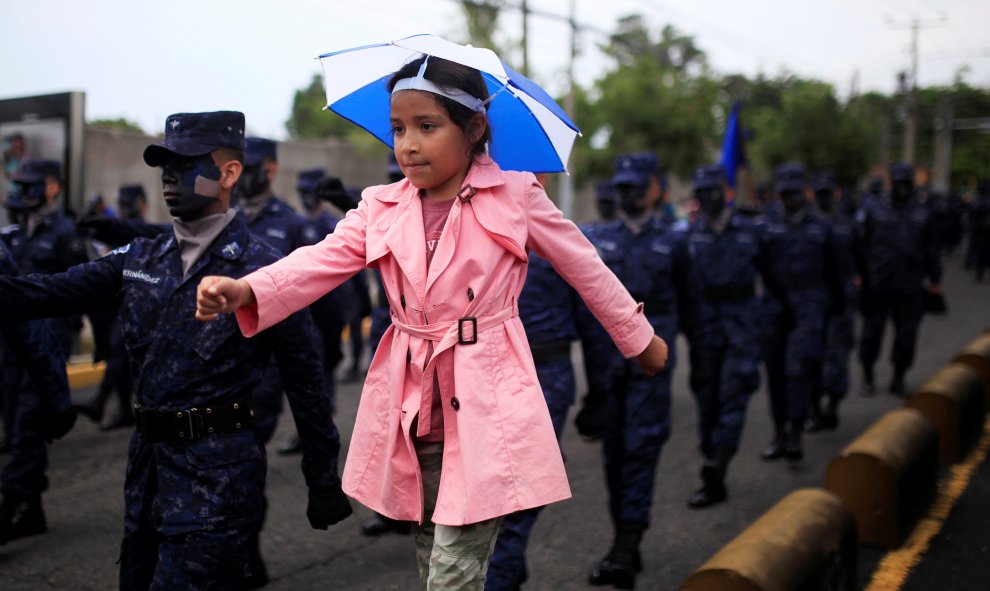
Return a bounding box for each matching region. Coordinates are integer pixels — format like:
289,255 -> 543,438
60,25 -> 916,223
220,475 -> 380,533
88,117 -> 144,134
573,15 -> 719,183
285,74 -> 362,140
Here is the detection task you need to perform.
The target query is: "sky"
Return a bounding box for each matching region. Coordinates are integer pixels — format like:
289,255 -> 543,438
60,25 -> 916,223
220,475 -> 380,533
3,0 -> 988,140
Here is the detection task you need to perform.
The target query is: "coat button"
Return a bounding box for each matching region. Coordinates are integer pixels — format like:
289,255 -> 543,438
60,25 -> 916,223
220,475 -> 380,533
467,287 -> 474,301
406,349 -> 412,363
450,397 -> 460,411
400,294 -> 406,309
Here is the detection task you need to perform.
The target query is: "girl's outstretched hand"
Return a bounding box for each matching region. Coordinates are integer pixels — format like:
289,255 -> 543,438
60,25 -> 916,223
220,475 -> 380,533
195,276 -> 255,321
636,335 -> 669,376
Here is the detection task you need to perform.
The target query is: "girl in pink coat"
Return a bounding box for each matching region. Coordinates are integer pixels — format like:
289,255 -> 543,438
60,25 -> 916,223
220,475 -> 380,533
196,55 -> 668,589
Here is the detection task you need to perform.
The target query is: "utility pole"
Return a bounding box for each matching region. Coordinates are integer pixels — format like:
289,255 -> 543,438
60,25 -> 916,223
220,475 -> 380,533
558,0 -> 577,218
887,13 -> 946,164
520,0 -> 529,76
932,98 -> 954,193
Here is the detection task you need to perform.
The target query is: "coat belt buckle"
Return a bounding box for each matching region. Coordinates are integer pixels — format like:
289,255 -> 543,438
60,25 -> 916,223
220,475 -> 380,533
458,316 -> 478,345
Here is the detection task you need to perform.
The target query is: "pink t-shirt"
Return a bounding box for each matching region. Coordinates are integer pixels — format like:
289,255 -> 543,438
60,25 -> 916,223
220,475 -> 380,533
416,196 -> 456,442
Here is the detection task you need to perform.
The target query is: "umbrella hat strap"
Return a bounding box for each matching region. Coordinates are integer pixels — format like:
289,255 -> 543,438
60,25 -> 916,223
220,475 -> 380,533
392,55 -> 487,113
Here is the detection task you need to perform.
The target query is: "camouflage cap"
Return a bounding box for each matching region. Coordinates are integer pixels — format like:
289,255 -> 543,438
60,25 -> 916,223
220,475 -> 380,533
611,152 -> 659,187
245,137 -> 277,166
12,158 -> 62,184
774,162 -> 806,192
117,184 -> 147,206
143,111 -> 245,166
889,161 -> 914,183
692,163 -> 726,190
812,170 -> 837,192
297,167 -> 326,192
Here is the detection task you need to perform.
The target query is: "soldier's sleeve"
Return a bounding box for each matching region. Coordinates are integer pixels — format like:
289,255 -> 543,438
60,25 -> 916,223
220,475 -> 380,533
0,246 -> 71,413
673,233 -> 700,346
266,308 -> 342,489
823,225 -> 845,313
754,224 -> 788,304
0,250 -> 126,320
923,214 -> 943,285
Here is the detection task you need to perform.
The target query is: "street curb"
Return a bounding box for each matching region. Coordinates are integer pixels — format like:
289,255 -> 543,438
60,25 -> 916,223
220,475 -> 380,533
67,361 -> 105,390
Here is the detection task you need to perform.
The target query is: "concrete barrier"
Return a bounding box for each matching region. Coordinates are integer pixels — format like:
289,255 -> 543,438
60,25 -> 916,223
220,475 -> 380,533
952,333 -> 990,404
906,363 -> 987,464
824,408 -> 938,548
66,361 -> 106,390
680,488 -> 856,591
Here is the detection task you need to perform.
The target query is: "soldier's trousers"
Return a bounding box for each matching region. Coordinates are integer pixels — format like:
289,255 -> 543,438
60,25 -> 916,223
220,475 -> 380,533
689,345 -> 760,460
1,378 -> 48,497
822,297 -> 856,399
486,358 -> 574,591
413,442 -> 502,591
859,290 -> 924,373
249,363 -> 284,444
119,524 -> 253,590
765,303 -> 826,424
603,361 -> 672,526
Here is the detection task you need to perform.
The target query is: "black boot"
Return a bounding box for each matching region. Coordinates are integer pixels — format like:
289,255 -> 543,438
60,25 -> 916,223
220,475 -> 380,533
588,522 -> 645,589
0,492 -> 47,544
861,364 -> 876,396
574,391 -> 606,441
760,422 -> 787,461
783,419 -> 804,463
889,368 -> 907,395
687,447 -> 731,509
360,513 -> 410,536
804,403 -> 825,433
276,434 -> 302,456
99,405 -> 135,431
242,532 -> 269,589
819,396 -> 839,431
74,387 -> 111,424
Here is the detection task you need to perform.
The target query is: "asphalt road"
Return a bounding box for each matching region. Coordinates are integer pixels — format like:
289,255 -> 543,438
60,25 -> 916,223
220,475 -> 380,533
1,252 -> 988,590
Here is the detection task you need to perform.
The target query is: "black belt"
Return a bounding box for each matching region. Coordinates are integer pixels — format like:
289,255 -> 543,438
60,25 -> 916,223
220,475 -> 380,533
134,401 -> 255,442
702,283 -> 756,303
529,340 -> 571,363
639,300 -> 671,316
784,275 -> 824,290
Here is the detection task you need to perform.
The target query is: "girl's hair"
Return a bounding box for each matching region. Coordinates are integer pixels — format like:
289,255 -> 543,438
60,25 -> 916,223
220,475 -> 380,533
387,55 -> 492,161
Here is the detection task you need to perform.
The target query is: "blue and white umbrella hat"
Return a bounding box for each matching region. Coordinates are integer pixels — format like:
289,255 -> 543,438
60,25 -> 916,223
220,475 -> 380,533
318,34 -> 581,174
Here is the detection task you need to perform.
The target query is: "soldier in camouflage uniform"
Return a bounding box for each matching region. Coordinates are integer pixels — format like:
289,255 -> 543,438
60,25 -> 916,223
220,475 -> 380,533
683,164 -> 783,508
583,153 -> 694,589
486,174 -> 589,590
760,163 -> 843,463
0,112 -> 351,590
807,171 -> 860,430
0,239 -> 76,544
857,162 -> 942,394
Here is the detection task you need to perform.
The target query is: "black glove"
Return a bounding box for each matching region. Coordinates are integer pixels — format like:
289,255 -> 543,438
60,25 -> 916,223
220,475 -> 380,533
316,177 -> 359,212
77,213 -> 115,238
574,391 -> 606,440
39,406 -> 77,443
306,485 -> 353,529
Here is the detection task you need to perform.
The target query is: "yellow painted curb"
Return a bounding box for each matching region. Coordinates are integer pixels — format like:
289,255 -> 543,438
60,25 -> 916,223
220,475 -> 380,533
66,361 -> 106,390
865,416 -> 990,590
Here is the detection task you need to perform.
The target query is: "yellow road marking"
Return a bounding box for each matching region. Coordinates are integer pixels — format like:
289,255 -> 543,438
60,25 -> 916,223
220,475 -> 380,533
865,416 -> 990,591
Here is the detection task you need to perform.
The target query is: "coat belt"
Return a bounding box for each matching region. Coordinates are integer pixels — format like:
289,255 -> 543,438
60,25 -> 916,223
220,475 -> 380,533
391,301 -> 519,437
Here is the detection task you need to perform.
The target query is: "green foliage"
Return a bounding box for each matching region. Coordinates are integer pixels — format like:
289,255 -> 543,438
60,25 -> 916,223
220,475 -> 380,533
285,74 -> 365,140
88,117 -> 144,134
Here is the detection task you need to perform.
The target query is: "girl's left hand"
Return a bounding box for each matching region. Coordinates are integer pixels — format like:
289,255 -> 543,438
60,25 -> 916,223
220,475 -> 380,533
636,335 -> 669,376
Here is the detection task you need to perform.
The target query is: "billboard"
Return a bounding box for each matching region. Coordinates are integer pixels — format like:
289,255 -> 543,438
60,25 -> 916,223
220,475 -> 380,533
0,92 -> 85,217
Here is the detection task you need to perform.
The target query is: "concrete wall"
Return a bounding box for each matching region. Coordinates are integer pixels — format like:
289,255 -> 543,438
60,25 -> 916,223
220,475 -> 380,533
81,125 -> 604,224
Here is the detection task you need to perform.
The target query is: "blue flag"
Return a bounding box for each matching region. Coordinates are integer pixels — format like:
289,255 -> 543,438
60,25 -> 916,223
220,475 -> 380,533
720,101 -> 746,188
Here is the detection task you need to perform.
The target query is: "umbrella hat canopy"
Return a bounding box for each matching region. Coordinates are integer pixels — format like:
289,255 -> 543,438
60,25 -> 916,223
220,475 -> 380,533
318,34 -> 580,174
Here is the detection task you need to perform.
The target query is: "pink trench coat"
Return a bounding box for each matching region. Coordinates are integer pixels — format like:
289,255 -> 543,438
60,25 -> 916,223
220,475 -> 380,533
235,157 -> 654,526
